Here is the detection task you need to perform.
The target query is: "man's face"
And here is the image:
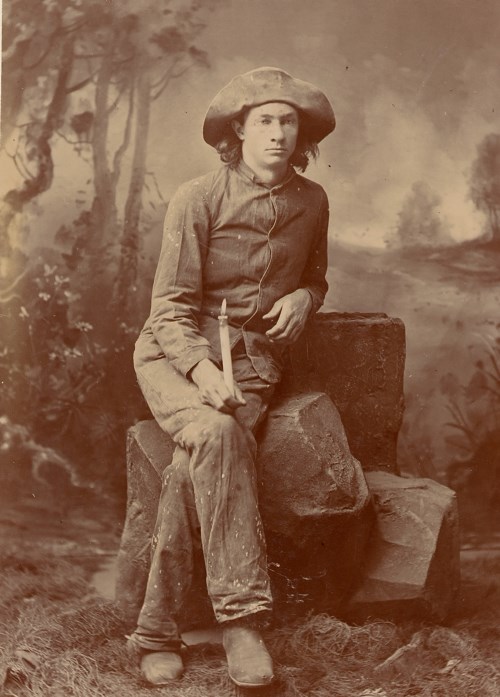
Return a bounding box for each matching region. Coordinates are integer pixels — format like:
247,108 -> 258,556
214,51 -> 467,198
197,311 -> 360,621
233,102 -> 299,169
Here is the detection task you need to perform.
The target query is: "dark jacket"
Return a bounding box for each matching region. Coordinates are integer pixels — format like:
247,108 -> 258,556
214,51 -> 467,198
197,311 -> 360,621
134,160 -> 329,384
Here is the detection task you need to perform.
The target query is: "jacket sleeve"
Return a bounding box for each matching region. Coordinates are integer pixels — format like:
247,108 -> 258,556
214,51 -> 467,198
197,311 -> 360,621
299,189 -> 329,313
149,179 -> 218,377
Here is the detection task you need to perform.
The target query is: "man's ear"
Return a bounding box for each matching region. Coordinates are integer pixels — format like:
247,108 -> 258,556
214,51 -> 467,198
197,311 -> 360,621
231,119 -> 244,141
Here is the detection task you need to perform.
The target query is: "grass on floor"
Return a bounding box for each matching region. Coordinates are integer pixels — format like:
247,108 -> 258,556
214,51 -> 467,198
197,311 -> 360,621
0,542 -> 499,697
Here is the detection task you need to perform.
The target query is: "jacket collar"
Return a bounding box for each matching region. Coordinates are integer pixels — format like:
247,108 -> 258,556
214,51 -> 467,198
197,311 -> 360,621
235,159 -> 296,191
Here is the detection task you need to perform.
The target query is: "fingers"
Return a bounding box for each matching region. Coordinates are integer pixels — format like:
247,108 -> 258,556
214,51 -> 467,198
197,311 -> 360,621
199,378 -> 246,413
233,384 -> 247,406
266,310 -> 293,338
266,308 -> 307,344
265,290 -> 313,344
262,299 -> 283,320
273,323 -> 302,344
224,391 -> 247,410
266,299 -> 297,342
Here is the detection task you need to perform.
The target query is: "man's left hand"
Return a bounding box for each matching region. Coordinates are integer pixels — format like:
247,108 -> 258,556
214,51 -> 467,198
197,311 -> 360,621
263,289 -> 313,345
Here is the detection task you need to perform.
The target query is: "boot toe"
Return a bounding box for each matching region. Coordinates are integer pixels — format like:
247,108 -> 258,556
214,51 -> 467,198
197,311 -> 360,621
223,625 -> 274,688
140,651 -> 184,685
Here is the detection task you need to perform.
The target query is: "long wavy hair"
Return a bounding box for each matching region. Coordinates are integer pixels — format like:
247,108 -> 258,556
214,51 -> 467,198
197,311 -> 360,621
215,109 -> 319,173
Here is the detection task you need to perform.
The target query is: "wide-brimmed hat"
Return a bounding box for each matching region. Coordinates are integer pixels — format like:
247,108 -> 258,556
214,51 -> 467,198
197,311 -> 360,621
203,67 -> 335,147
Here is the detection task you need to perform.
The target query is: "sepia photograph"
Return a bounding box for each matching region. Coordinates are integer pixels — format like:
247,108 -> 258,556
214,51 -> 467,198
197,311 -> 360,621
1,0 -> 499,695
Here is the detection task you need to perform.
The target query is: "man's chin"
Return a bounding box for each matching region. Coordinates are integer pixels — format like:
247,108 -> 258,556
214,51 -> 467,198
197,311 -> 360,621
262,153 -> 290,166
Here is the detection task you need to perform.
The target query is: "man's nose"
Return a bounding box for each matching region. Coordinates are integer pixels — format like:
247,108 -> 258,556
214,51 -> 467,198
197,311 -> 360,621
270,122 -> 285,140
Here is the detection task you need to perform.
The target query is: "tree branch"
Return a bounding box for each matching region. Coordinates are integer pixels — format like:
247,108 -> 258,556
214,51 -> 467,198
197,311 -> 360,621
152,61 -> 192,100
74,52 -> 109,60
13,154 -> 36,181
0,266 -> 30,299
56,130 -> 91,147
13,120 -> 37,131
61,18 -> 89,36
171,64 -> 192,80
151,62 -> 178,101
2,26 -> 36,61
66,71 -> 98,94
146,171 -> 167,206
106,82 -> 128,114
23,36 -> 57,71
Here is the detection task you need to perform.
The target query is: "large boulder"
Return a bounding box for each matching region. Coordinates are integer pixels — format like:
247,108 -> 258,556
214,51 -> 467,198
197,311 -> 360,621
257,392 -> 373,613
284,312 -> 405,473
115,421 -> 218,628
115,392 -> 374,624
346,471 -> 460,622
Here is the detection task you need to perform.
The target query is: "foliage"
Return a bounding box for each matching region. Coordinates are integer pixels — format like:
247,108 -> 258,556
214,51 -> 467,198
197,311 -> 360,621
443,330 -> 500,532
0,247 -> 148,488
394,180 -> 452,249
470,133 -> 500,244
1,0 -> 220,487
444,331 -> 500,455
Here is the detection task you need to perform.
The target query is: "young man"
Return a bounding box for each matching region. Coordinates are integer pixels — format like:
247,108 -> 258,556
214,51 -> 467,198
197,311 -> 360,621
128,67 -> 335,687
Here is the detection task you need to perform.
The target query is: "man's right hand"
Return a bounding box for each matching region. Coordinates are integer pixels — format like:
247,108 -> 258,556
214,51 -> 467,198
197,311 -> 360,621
190,358 -> 246,413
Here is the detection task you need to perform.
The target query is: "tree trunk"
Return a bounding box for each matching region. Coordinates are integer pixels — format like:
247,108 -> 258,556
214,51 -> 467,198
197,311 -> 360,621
0,37 -> 74,264
114,72 -> 151,324
88,51 -> 118,249
489,206 -> 500,243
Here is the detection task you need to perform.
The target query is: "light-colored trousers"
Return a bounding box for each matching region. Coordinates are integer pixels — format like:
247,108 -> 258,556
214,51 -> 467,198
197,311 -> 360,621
129,347 -> 275,652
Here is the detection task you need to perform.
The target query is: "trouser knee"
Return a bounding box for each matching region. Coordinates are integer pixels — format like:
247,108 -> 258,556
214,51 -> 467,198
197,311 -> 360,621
181,412 -> 249,453
161,448 -> 191,489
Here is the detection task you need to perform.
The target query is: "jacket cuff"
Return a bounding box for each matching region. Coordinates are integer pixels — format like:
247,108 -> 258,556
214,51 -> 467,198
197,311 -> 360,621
172,345 -> 218,379
301,287 -> 323,315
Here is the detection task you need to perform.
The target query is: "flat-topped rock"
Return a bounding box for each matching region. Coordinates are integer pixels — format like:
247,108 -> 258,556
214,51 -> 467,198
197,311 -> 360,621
283,312 -> 405,473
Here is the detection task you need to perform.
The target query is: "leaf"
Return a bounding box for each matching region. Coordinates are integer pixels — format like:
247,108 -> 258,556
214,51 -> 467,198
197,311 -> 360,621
150,26 -> 188,54
464,369 -> 489,402
439,372 -> 461,398
91,411 -> 119,443
188,45 -> 209,67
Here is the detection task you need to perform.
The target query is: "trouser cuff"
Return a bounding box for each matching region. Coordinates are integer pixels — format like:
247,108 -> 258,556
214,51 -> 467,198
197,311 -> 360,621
218,609 -> 272,630
127,631 -> 183,654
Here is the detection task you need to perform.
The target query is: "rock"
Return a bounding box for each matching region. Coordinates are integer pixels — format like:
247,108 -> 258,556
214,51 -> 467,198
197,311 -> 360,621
115,421 -> 174,623
115,313 -> 426,623
257,392 -> 373,612
116,421 -> 216,629
283,312 -> 405,473
116,392 -> 374,623
346,471 -> 460,622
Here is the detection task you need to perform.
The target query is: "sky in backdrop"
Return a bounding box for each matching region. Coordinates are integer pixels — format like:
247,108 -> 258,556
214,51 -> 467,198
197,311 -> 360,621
3,0 -> 499,248
148,0 -> 499,247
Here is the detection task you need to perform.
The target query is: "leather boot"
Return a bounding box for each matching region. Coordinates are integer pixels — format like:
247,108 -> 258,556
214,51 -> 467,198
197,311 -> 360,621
222,624 -> 274,688
139,651 -> 184,685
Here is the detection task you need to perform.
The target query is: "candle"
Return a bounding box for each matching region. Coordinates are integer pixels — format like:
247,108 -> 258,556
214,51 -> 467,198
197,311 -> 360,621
218,298 -> 234,395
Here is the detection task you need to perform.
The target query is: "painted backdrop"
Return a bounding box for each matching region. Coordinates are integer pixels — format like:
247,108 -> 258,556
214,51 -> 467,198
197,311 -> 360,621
2,0 -> 499,532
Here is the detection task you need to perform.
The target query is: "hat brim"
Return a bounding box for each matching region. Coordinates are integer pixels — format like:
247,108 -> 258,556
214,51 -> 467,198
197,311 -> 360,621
203,67 -> 335,147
